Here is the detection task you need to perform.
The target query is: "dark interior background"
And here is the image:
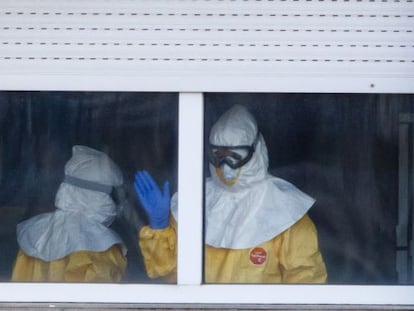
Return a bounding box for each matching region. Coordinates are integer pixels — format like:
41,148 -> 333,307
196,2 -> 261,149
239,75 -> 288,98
0,91 -> 178,283
204,93 -> 414,285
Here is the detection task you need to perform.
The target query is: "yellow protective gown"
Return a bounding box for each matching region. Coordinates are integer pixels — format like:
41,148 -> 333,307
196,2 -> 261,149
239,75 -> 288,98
139,214 -> 327,283
11,244 -> 126,282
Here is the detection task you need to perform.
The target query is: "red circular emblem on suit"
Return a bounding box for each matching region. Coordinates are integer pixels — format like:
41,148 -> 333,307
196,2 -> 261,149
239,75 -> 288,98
249,247 -> 267,265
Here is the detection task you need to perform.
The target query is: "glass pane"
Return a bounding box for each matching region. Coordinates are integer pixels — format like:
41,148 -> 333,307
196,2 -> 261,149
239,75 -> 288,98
204,93 -> 414,284
0,91 -> 178,283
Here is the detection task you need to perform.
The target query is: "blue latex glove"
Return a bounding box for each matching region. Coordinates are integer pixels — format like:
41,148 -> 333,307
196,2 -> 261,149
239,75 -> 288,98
134,170 -> 170,229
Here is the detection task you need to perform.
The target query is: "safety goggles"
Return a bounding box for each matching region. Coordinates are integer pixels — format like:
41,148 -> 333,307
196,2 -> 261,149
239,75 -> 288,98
208,132 -> 260,169
63,174 -> 127,205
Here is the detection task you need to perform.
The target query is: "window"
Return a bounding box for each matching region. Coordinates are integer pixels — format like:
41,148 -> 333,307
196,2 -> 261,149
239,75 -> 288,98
0,91 -> 412,307
0,91 -> 178,284
0,0 -> 413,307
204,93 -> 414,285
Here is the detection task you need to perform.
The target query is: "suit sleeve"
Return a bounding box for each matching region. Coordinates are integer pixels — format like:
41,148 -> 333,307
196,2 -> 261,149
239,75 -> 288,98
138,218 -> 177,282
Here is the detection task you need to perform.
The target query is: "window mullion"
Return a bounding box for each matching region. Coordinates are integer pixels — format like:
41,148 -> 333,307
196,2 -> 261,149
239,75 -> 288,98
177,92 -> 204,285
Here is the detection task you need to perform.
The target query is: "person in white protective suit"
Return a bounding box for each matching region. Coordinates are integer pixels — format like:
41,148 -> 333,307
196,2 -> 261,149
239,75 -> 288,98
136,105 -> 327,283
11,145 -> 127,282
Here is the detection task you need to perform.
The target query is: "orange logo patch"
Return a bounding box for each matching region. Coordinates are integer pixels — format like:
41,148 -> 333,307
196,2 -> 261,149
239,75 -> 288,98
249,247 -> 267,265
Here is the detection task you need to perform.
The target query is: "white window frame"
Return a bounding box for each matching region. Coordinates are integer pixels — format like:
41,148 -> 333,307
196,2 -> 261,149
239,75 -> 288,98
0,77 -> 413,309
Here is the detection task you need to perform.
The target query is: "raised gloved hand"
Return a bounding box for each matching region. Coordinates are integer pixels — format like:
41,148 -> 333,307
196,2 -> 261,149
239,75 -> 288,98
134,170 -> 170,229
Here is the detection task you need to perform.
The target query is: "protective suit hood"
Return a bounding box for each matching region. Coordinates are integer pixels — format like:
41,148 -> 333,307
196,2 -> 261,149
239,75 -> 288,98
204,105 -> 315,249
17,145 -> 126,261
209,105 -> 268,191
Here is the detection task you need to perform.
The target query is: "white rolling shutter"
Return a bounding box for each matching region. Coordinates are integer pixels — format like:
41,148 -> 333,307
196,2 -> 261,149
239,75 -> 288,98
0,0 -> 412,92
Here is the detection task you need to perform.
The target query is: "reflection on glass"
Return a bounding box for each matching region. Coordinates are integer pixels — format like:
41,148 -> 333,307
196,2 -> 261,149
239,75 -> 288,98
0,91 -> 178,283
204,93 -> 414,285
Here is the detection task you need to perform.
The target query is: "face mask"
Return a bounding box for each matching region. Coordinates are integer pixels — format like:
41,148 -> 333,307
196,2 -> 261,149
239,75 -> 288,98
215,165 -> 241,187
208,132 -> 260,169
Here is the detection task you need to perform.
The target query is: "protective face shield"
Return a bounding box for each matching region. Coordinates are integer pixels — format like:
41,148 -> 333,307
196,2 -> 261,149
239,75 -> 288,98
63,174 -> 127,207
111,185 -> 127,207
208,131 -> 260,170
